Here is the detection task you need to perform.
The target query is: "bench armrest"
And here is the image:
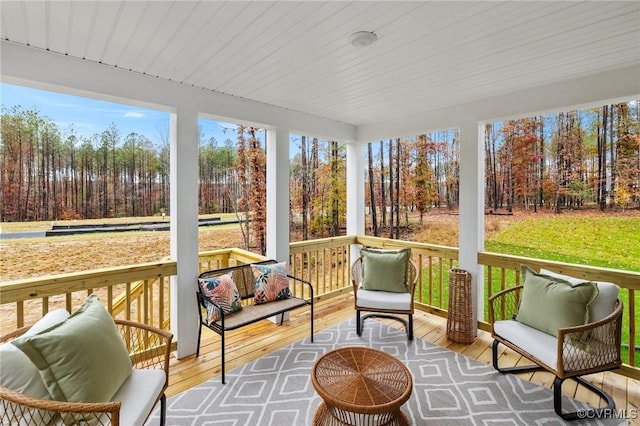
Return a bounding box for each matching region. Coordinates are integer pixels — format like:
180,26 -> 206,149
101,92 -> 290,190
287,274 -> 314,301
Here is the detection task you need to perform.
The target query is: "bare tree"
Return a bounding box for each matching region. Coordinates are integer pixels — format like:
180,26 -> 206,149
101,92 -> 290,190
367,142 -> 378,236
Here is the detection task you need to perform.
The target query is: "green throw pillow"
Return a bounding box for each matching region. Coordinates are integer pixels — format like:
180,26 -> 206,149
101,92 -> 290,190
12,295 -> 133,404
515,265 -> 598,337
360,247 -> 411,293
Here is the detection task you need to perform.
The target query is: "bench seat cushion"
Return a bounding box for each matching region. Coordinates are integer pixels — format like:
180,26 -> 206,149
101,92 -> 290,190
219,297 -> 308,330
356,289 -> 412,311
110,369 -> 165,426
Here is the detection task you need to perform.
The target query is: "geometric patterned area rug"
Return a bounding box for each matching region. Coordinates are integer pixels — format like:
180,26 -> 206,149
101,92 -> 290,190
148,317 -> 627,425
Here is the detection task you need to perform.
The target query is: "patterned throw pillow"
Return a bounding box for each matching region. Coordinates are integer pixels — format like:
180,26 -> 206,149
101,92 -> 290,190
251,262 -> 291,305
198,273 -> 242,324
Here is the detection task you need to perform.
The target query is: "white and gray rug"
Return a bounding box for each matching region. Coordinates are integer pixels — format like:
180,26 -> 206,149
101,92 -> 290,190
148,318 -> 627,425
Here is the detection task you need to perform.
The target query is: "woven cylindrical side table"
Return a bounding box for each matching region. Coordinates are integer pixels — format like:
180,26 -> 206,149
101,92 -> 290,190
446,268 -> 475,343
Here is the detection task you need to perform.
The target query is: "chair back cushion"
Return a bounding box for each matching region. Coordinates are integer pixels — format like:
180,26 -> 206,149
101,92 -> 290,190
360,247 -> 411,293
516,266 -> 598,336
539,269 -> 619,322
12,295 -> 133,406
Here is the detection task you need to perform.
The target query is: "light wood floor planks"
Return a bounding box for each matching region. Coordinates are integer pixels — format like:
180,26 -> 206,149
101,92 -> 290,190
167,293 -> 639,425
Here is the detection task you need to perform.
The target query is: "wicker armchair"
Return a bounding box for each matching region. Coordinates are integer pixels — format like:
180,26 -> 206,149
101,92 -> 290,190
0,319 -> 173,426
489,285 -> 623,420
351,257 -> 418,340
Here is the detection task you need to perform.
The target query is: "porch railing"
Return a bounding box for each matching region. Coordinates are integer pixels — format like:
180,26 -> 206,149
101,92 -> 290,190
0,261 -> 176,335
1,237 -> 637,379
289,236 -> 639,379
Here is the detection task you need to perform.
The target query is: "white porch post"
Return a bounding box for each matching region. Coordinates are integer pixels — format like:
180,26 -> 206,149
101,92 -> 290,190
346,141 -> 365,261
170,109 -> 200,359
266,128 -> 290,262
458,121 -> 485,336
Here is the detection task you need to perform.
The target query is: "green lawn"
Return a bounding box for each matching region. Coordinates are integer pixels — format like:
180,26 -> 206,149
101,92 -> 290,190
417,214 -> 639,363
485,215 -> 640,271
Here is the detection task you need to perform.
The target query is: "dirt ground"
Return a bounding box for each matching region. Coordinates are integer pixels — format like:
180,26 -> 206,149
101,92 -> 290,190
0,228 -> 244,334
3,208 -> 634,281
0,228 -> 243,282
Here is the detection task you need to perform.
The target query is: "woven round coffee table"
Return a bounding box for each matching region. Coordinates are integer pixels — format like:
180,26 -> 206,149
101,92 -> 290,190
311,346 -> 412,426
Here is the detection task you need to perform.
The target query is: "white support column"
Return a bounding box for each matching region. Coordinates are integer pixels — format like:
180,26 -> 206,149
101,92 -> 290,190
170,108 -> 200,359
266,128 -> 290,262
346,141 -> 365,261
458,121 -> 485,336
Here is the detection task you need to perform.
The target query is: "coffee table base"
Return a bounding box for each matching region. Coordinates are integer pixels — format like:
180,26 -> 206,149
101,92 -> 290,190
313,401 -> 409,426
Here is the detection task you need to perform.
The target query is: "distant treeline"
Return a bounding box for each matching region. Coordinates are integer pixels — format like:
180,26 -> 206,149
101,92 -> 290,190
484,102 -> 640,213
1,101 -> 638,235
1,106 -> 171,222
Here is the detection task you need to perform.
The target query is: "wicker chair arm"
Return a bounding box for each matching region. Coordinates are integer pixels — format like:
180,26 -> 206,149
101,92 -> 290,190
0,325 -> 31,342
351,257 -> 363,294
114,319 -> 173,378
407,261 -> 418,297
556,299 -> 623,376
0,386 -> 120,426
488,285 -> 522,323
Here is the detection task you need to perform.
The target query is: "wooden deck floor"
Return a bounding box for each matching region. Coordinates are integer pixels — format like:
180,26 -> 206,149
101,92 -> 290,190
167,293 -> 639,425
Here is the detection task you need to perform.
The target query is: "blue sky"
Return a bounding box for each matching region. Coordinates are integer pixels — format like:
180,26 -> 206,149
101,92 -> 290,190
0,82 -> 239,147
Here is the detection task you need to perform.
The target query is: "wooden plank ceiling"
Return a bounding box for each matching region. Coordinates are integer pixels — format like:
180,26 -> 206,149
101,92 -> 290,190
1,1 -> 639,127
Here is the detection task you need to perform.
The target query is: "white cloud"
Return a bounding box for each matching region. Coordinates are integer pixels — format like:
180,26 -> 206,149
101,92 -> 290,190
124,111 -> 146,118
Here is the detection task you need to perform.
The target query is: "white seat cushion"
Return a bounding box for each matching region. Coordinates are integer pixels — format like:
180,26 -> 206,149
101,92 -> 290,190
356,289 -> 411,311
110,369 -> 166,426
494,319 -> 612,374
494,320 -> 559,370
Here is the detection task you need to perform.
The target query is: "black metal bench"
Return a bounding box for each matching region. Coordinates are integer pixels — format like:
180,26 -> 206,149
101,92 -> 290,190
196,260 -> 314,383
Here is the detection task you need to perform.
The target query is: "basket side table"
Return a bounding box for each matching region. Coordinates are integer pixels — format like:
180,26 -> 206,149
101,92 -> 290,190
446,268 -> 475,343
311,346 -> 412,426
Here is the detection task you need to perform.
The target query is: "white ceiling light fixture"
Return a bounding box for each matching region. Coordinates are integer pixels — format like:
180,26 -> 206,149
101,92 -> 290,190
350,31 -> 377,47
